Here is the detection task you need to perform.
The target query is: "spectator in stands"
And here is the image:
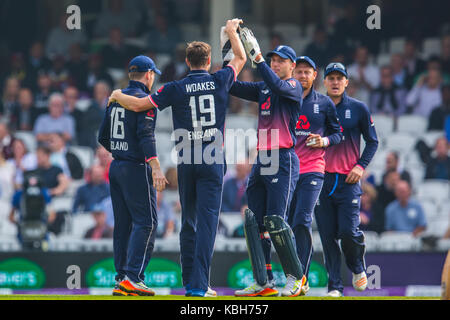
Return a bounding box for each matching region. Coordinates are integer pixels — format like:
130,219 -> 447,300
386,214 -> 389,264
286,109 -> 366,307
66,44 -> 88,92
101,27 -> 138,70
403,38 -> 426,89
11,88 -> 39,132
48,132 -> 83,180
77,81 -> 109,150
347,45 -> 380,103
442,34 -> 450,75
85,54 -> 114,95
6,53 -> 27,86
72,164 -> 110,214
48,55 -> 70,92
269,32 -> 284,51
160,43 -> 189,83
369,65 -> 408,116
24,41 -> 51,90
221,161 -> 251,213
83,202 -> 113,239
390,53 -> 407,87
406,68 -> 443,117
34,93 -> 76,144
359,182 -> 377,231
0,76 -> 20,121
383,151 -> 411,185
156,191 -> 176,238
94,145 -> 112,183
7,138 -> 37,190
34,71 -> 53,111
428,84 -> 450,131
384,180 -> 427,237
93,0 -> 138,38
424,136 -> 450,180
0,122 -> 14,159
45,14 -> 87,59
371,170 -> 402,234
63,86 -> 82,124
147,15 -> 181,54
27,145 -> 70,197
304,26 -> 331,68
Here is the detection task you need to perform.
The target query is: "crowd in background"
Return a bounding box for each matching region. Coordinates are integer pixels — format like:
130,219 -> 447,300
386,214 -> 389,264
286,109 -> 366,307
0,0 -> 449,247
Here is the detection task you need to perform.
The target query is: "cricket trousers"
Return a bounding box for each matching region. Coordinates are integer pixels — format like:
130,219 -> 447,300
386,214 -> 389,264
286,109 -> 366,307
177,161 -> 226,292
314,172 -> 366,293
247,148 -> 299,278
109,160 -> 158,284
288,172 -> 324,278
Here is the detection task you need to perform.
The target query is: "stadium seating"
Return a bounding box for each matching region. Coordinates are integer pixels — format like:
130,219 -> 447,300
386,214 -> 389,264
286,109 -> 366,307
397,115 -> 428,135
14,131 -> 37,152
68,146 -> 94,170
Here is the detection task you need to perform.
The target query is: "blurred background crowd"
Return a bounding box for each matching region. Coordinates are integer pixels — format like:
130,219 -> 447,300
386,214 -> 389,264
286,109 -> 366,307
0,0 -> 449,251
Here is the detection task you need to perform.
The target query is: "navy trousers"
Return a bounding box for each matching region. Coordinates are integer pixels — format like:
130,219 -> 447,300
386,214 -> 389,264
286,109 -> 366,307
109,160 -> 158,284
314,172 -> 366,293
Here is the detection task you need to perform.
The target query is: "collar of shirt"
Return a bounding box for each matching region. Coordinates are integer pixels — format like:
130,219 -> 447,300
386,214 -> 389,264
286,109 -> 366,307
128,80 -> 150,94
187,70 -> 209,76
303,87 -> 317,102
334,91 -> 349,108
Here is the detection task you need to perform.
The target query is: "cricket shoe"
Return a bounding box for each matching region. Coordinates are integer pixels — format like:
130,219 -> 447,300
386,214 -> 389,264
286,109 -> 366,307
234,280 -> 279,297
300,280 -> 310,296
352,272 -> 368,291
118,278 -> 155,296
281,275 -> 306,297
186,286 -> 217,297
327,290 -> 343,297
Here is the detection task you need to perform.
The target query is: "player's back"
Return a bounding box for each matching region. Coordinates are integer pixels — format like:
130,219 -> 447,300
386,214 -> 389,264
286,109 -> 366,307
150,66 -> 236,145
101,81 -> 156,163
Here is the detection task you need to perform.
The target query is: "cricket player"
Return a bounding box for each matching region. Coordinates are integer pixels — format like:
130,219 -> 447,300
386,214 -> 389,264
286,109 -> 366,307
288,56 -> 343,295
98,55 -> 168,296
108,19 -> 247,297
229,28 -> 305,297
315,62 -> 378,297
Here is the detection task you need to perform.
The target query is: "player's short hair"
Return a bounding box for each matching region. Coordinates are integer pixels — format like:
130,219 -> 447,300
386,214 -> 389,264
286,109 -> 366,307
128,68 -> 148,81
186,41 -> 211,68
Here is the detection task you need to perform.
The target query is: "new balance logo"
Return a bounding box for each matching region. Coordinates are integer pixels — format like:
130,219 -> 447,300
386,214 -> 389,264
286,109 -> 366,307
271,178 -> 278,183
261,89 -> 269,94
311,180 -> 317,185
352,199 -> 359,204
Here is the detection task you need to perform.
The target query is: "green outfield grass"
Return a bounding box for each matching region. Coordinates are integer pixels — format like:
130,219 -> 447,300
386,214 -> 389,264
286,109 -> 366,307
0,295 -> 439,300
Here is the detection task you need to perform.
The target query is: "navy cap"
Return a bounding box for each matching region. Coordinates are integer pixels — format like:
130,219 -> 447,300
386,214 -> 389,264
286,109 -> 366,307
267,45 -> 297,63
128,55 -> 161,75
296,56 -> 317,70
324,62 -> 348,78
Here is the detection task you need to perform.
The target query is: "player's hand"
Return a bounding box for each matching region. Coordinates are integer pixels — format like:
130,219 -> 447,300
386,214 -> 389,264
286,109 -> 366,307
225,18 -> 243,34
152,167 -> 169,192
306,133 -> 325,148
108,89 -> 122,106
239,26 -> 264,66
345,165 -> 364,184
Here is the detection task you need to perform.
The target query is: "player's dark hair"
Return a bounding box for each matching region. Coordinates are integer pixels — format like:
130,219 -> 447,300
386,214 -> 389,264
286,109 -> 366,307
186,41 -> 211,68
36,145 -> 52,156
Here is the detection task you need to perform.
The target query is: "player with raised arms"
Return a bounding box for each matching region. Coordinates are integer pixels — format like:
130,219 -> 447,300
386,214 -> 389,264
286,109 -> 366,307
288,56 -> 343,295
107,18 -> 247,297
230,28 -> 305,297
98,55 -> 168,296
316,62 -> 378,297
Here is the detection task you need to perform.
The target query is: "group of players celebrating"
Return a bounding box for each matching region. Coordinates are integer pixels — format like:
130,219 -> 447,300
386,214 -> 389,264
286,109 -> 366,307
101,18 -> 378,298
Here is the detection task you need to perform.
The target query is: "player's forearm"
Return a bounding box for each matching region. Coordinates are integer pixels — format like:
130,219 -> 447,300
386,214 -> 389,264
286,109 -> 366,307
227,29 -> 246,73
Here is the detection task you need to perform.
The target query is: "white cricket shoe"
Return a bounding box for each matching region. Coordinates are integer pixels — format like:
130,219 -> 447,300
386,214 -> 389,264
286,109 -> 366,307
205,287 -> 217,297
234,280 -> 279,297
281,275 -> 306,297
327,290 -> 343,297
352,272 -> 368,291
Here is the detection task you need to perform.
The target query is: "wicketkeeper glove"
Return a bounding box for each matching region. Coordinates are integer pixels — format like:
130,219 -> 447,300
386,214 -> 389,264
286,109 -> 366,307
239,26 -> 264,68
220,26 -> 235,68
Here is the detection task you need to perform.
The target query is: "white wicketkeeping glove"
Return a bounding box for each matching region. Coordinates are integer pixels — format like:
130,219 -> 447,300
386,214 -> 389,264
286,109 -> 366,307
239,26 -> 264,68
220,26 -> 235,67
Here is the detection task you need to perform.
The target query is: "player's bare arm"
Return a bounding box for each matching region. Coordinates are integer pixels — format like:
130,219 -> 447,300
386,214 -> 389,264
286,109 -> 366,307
108,89 -> 154,112
224,18 -> 246,75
